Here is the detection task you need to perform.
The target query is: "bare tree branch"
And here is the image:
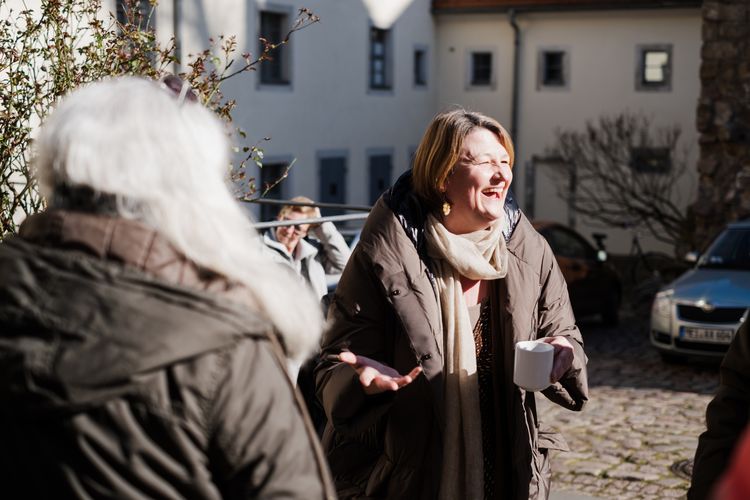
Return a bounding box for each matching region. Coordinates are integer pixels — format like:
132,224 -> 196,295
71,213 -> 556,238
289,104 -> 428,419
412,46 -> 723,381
545,112 -> 694,250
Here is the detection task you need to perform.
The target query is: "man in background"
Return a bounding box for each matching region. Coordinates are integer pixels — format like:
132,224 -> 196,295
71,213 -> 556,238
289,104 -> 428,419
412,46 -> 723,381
263,196 -> 351,301
263,197 -> 351,434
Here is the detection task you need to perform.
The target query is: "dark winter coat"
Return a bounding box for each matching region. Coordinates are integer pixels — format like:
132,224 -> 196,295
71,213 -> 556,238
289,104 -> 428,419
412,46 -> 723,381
315,172 -> 588,499
689,319 -> 750,500
0,210 -> 336,499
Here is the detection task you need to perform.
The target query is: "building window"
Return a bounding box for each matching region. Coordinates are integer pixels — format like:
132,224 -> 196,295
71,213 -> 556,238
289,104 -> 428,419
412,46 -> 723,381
542,52 -> 565,86
259,162 -> 287,221
370,27 -> 392,90
414,48 -> 427,87
630,147 -> 671,174
319,155 -> 347,216
636,45 -> 672,91
117,0 -> 155,31
470,51 -> 493,86
537,48 -> 569,90
259,11 -> 290,86
408,146 -> 417,168
368,153 -> 392,204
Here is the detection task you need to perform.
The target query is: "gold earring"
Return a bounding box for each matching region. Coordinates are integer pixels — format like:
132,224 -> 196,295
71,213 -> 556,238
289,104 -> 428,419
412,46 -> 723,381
442,200 -> 451,217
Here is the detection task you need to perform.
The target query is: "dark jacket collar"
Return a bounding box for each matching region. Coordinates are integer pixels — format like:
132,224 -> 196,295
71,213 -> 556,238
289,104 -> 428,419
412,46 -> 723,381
383,170 -> 430,261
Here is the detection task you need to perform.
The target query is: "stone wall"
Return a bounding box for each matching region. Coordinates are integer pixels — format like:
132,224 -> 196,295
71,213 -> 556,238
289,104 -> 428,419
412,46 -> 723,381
693,0 -> 750,247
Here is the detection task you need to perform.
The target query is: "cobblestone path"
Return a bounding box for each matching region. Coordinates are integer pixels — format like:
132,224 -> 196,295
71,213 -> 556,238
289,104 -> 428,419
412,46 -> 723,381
539,310 -> 721,499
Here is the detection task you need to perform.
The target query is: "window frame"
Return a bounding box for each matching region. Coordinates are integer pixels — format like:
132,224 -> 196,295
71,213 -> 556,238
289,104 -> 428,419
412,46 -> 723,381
257,156 -> 293,222
536,46 -> 570,91
408,145 -> 418,168
630,147 -> 672,175
317,150 -> 349,216
366,148 -> 394,205
368,26 -> 393,92
465,47 -> 496,90
635,44 -> 673,92
413,45 -> 429,89
257,5 -> 294,90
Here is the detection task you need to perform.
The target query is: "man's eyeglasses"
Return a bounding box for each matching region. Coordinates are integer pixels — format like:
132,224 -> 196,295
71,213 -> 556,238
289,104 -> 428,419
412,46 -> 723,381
279,221 -> 310,235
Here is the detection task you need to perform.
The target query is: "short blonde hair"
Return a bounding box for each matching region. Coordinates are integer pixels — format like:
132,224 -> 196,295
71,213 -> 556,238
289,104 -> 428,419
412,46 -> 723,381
412,109 -> 514,213
277,196 -> 317,220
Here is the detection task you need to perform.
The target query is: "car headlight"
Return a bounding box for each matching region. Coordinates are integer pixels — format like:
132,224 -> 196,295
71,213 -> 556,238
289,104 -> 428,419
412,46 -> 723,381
651,290 -> 673,330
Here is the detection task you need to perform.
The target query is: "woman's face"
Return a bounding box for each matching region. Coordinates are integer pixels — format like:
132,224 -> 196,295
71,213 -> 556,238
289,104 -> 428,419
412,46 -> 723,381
442,127 -> 513,235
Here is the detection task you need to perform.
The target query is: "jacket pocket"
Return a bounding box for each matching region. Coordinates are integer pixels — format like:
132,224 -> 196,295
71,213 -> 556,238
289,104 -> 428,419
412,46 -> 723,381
529,428 -> 568,499
531,445 -> 552,500
538,426 -> 569,452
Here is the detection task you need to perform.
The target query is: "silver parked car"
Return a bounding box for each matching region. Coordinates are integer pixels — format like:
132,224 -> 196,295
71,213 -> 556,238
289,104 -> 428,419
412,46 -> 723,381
650,219 -> 750,361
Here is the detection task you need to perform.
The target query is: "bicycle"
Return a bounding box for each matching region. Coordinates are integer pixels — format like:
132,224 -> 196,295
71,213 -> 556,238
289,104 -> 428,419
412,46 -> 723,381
620,222 -> 675,311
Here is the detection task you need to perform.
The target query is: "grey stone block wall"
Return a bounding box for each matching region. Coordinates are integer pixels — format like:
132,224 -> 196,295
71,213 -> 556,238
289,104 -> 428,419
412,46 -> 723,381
693,0 -> 750,245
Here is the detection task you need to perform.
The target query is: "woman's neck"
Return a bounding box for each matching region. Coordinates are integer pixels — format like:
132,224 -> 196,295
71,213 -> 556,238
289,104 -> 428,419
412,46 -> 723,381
460,276 -> 488,307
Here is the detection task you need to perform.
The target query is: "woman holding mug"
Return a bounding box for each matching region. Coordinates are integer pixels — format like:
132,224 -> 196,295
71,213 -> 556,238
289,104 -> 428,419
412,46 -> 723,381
315,109 -> 588,499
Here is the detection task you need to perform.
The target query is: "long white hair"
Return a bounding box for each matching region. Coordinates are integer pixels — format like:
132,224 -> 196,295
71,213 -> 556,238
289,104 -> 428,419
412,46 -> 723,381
34,76 -> 322,362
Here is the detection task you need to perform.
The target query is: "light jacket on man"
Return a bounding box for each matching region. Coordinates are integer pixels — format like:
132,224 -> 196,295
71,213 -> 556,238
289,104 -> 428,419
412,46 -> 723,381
264,221 -> 350,299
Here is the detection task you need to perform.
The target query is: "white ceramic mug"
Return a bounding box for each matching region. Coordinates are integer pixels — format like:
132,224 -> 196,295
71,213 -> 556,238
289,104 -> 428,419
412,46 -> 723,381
513,340 -> 554,392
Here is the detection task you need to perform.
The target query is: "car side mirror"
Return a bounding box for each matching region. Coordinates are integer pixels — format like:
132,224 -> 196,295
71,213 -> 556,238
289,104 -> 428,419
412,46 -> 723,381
684,251 -> 699,263
596,250 -> 608,262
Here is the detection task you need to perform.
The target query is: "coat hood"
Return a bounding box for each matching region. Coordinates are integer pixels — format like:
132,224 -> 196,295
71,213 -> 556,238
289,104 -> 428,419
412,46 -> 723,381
0,236 -> 270,416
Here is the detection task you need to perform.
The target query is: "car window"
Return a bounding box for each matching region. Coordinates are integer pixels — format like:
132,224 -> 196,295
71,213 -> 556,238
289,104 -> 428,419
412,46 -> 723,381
699,228 -> 750,270
543,227 -> 593,259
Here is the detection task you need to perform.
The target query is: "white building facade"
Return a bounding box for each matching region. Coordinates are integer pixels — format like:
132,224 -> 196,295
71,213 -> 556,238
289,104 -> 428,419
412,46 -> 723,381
433,1 -> 702,253
203,0 -> 698,253
138,0 -> 439,221
8,0 -> 702,252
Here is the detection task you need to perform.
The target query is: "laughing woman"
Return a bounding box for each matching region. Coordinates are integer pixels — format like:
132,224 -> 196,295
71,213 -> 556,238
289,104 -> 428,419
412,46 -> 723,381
315,109 -> 589,500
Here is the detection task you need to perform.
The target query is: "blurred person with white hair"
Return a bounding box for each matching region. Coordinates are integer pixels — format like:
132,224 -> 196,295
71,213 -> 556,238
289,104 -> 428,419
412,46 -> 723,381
0,76 -> 335,499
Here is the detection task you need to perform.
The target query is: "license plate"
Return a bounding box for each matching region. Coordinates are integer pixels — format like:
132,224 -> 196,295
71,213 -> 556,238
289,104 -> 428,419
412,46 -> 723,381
680,327 -> 734,344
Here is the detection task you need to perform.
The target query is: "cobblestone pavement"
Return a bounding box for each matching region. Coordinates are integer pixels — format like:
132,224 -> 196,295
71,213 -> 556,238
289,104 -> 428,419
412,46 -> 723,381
539,308 -> 721,500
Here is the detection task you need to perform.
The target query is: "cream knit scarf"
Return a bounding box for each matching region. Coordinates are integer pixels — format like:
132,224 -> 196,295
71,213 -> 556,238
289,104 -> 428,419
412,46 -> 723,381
425,214 -> 509,500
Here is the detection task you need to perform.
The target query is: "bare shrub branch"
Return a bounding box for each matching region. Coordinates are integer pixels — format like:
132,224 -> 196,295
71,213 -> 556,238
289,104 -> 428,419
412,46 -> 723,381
545,112 -> 694,250
0,0 -> 318,239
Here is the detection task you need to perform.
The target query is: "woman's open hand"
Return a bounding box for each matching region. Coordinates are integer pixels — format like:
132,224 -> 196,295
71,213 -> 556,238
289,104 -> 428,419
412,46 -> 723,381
337,352 -> 422,395
539,336 -> 575,383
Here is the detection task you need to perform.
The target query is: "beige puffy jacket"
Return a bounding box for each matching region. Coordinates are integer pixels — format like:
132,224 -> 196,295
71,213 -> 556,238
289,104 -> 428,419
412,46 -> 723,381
316,173 -> 588,500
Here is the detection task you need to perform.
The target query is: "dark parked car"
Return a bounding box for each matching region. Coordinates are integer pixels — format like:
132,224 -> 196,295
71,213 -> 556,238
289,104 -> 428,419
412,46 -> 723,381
650,219 -> 750,361
327,221 -> 622,324
533,221 -> 622,325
